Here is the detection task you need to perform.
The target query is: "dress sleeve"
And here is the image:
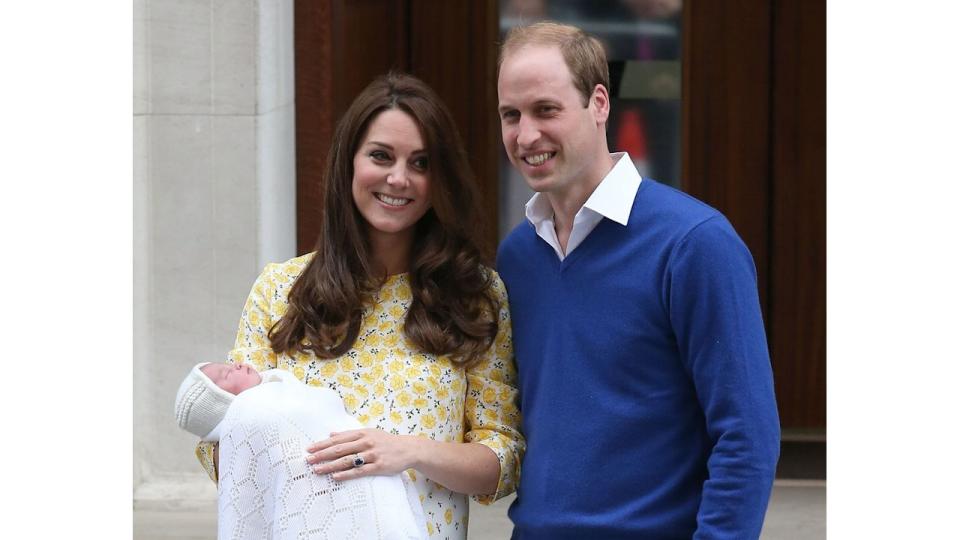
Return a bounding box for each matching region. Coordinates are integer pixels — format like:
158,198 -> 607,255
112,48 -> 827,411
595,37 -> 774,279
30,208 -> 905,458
194,263 -> 285,482
463,272 -> 526,504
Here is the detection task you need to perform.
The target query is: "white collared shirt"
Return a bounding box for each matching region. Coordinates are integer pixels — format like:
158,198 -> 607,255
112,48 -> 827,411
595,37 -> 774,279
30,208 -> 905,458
524,152 -> 643,260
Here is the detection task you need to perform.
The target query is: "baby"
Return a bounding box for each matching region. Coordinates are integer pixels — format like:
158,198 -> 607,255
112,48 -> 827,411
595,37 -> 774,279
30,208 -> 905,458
175,362 -> 426,540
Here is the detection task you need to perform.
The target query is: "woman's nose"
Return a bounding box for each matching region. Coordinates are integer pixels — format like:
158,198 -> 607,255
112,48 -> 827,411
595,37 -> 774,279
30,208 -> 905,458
387,168 -> 408,187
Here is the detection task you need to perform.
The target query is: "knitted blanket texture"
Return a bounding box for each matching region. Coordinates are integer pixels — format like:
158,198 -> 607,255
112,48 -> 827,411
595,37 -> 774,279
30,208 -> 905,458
217,372 -> 426,539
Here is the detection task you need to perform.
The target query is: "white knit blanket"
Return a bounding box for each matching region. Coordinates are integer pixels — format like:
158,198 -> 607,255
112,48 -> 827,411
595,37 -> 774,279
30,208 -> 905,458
217,370 -> 426,540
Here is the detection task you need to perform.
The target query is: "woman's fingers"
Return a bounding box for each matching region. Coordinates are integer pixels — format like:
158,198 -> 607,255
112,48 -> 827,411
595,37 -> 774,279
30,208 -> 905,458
311,447 -> 388,480
307,441 -> 365,465
311,448 -> 369,474
329,456 -> 377,481
306,429 -> 364,453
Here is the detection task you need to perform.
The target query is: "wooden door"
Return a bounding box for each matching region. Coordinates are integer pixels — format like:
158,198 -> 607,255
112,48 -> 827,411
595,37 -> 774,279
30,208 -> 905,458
294,0 -> 499,257
684,0 -> 825,430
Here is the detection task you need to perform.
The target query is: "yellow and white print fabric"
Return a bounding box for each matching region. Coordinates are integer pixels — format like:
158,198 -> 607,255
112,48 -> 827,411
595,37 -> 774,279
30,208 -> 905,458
195,253 -> 524,540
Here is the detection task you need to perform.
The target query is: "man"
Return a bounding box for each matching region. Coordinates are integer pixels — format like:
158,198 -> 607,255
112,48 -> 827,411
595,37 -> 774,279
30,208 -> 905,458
495,22 -> 781,539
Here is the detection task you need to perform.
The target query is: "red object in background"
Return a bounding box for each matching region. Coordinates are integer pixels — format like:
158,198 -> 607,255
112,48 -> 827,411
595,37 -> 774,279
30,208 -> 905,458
616,108 -> 650,176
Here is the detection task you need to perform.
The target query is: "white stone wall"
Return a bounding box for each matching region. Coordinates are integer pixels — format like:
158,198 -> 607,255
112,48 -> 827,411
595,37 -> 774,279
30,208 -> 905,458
133,0 -> 296,508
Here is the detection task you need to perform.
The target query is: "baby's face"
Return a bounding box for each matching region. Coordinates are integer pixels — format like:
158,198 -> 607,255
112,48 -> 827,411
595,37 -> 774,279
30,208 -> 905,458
201,362 -> 262,395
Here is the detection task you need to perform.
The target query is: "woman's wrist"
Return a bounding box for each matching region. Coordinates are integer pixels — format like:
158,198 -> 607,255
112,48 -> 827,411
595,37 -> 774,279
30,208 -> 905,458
403,434 -> 431,471
401,437 -> 500,495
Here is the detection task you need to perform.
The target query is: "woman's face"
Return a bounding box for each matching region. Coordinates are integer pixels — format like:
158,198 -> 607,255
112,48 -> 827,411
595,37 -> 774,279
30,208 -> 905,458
351,109 -> 432,247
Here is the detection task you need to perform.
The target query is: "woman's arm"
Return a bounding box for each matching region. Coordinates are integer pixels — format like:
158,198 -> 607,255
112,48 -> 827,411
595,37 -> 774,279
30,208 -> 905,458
306,430 -> 500,495
308,272 -> 524,500
411,439 -> 499,494
459,273 -> 525,503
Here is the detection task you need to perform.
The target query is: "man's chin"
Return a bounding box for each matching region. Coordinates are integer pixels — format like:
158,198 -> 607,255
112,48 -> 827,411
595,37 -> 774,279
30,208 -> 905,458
522,173 -> 553,192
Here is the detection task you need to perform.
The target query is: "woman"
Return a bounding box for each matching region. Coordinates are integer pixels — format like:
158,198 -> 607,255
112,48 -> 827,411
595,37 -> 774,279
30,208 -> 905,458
195,72 -> 523,539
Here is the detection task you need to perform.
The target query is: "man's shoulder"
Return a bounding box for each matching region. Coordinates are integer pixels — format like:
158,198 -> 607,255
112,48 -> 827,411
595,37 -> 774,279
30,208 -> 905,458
496,222 -> 541,286
636,183 -> 751,268
635,179 -> 722,227
497,221 -> 536,258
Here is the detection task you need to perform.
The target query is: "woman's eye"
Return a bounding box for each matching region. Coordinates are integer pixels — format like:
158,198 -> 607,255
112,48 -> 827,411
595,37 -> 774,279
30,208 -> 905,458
411,156 -> 429,170
370,150 -> 390,161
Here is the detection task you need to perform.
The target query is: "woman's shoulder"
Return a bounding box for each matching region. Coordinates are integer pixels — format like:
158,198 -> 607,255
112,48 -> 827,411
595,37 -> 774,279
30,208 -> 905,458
261,252 -> 316,281
480,265 -> 508,300
248,253 -> 316,298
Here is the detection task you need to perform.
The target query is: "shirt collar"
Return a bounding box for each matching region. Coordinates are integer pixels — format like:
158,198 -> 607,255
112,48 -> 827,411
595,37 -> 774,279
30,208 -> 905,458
524,152 -> 642,228
524,189 -> 554,227
582,152 -> 642,225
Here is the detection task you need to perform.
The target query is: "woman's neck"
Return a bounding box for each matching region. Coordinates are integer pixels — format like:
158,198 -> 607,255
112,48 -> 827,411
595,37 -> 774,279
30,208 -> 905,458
367,228 -> 414,276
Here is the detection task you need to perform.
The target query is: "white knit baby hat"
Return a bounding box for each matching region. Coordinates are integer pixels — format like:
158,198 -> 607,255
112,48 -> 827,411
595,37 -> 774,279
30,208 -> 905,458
174,362 -> 235,439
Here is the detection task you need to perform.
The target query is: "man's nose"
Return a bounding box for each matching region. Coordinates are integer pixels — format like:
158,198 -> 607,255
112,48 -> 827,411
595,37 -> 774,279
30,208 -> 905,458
517,118 -> 541,147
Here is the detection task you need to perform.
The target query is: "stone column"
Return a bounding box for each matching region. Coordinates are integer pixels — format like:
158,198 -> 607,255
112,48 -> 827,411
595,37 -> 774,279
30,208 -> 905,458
133,0 -> 295,508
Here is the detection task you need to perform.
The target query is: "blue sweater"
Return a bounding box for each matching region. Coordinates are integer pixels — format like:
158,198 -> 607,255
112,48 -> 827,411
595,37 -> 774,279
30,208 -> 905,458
497,180 -> 780,539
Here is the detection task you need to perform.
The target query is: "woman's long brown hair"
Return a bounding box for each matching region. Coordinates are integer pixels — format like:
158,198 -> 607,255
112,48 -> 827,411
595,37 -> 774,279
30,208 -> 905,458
269,73 -> 499,365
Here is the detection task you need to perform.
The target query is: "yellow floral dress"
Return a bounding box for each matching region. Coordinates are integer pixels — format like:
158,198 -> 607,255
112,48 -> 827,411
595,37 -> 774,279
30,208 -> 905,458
196,253 -> 524,539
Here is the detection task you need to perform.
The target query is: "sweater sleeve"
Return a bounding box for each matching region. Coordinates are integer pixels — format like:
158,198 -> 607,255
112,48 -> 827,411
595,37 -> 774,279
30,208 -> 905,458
194,262 -> 285,482
463,272 -> 526,504
667,216 -> 781,539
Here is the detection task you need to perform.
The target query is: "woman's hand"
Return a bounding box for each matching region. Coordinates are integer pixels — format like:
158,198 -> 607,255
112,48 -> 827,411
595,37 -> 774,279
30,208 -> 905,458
306,428 -> 421,481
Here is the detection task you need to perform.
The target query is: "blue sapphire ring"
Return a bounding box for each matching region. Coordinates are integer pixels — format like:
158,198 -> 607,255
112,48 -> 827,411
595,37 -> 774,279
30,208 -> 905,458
352,454 -> 365,468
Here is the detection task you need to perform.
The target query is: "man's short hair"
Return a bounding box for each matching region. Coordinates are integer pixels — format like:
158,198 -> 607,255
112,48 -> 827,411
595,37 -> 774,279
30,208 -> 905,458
499,21 -> 610,107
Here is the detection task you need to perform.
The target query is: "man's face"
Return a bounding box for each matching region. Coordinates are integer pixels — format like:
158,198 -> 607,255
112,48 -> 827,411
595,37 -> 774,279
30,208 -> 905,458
201,362 -> 262,395
497,45 -> 608,198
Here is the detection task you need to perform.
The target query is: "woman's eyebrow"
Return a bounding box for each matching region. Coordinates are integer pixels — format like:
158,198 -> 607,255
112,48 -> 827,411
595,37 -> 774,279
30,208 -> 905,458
366,141 -> 426,154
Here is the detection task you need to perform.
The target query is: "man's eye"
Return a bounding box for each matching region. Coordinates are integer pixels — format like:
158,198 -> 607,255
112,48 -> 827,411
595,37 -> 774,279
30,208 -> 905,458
501,110 -> 519,121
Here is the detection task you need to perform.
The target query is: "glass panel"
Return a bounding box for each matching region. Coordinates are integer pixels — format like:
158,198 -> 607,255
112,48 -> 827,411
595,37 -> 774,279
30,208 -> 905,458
497,0 -> 684,240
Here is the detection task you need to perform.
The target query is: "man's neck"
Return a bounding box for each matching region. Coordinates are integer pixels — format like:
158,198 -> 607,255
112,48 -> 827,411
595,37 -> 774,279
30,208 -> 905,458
547,152 -> 616,253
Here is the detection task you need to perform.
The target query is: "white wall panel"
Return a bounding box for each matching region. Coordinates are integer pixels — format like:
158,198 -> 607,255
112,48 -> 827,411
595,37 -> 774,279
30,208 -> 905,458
133,0 -> 295,508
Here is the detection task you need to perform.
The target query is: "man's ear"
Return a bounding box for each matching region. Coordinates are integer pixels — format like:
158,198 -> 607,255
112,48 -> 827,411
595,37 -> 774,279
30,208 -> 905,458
591,83 -> 611,125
